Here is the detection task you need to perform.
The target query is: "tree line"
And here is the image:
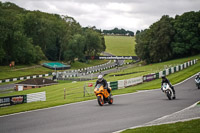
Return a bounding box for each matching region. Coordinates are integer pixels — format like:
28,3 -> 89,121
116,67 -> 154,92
0,2 -> 105,65
135,11 -> 200,63
103,28 -> 134,36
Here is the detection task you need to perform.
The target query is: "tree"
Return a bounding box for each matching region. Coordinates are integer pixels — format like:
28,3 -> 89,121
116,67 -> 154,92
0,2 -> 46,64
136,15 -> 175,63
63,34 -> 86,63
0,1 -> 106,65
84,28 -> 105,56
148,15 -> 175,62
172,11 -> 200,57
135,30 -> 151,63
136,30 -> 141,35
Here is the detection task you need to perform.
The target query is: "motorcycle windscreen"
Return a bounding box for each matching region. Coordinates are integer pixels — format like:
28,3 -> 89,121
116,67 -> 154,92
96,84 -> 103,89
163,83 -> 168,90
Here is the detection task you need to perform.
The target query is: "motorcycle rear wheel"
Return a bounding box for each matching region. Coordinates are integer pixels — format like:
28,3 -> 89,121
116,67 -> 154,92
167,91 -> 172,100
108,98 -> 113,104
97,96 -> 104,106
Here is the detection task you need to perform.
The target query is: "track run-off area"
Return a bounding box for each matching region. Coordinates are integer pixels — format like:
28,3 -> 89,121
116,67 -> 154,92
0,74 -> 200,133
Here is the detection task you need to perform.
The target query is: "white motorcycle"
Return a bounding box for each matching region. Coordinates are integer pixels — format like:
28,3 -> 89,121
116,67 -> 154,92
162,83 -> 174,100
195,78 -> 200,89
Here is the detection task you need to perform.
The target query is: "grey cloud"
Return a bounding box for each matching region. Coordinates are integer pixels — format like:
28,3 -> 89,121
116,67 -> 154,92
1,0 -> 200,32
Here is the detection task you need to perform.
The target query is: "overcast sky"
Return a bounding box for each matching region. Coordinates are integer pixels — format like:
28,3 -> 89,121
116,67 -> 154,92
1,0 -> 200,32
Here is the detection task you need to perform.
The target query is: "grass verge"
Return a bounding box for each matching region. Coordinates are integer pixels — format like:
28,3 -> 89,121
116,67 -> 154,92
105,55 -> 200,82
0,56 -> 199,116
0,60 -> 108,81
122,119 -> 200,133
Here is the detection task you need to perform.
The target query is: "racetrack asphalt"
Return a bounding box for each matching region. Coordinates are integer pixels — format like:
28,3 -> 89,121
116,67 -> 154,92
0,75 -> 200,133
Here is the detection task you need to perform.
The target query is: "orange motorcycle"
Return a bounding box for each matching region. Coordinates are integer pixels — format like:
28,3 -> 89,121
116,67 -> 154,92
94,83 -> 113,106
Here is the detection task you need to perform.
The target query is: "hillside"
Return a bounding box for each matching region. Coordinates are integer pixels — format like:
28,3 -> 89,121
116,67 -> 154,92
104,36 -> 136,56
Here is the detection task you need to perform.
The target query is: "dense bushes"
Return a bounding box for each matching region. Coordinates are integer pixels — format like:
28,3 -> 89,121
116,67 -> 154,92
0,2 -> 105,65
135,11 -> 200,63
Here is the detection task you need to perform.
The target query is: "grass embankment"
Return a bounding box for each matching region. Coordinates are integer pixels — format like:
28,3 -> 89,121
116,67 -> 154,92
104,36 -> 136,56
105,55 -> 200,82
0,35 -> 134,81
122,119 -> 200,133
0,55 -> 199,116
0,60 -> 108,80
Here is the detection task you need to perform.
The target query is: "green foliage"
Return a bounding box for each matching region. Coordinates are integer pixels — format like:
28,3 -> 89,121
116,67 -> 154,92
0,55 -> 199,116
105,54 -> 200,82
84,28 -> 106,56
0,2 -> 105,65
135,30 -> 151,62
0,2 -> 45,64
149,15 -> 175,62
136,11 -> 200,63
172,11 -> 200,57
0,60 -> 108,80
103,27 -> 134,36
64,34 -> 86,63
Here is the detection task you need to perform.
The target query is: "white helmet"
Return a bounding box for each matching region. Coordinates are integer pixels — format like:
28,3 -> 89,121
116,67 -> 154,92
98,75 -> 103,82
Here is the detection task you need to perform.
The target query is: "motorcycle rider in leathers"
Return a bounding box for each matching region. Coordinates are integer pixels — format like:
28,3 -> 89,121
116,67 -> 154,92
95,75 -> 111,95
161,75 -> 176,99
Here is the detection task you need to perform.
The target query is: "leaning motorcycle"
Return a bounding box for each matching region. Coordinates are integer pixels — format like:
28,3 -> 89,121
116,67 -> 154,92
162,83 -> 174,100
94,84 -> 113,106
195,78 -> 200,89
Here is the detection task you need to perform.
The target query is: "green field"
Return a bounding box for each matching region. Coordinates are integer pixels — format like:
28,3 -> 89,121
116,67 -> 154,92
0,36 -> 199,116
0,60 -> 108,80
122,119 -> 200,133
104,36 -> 136,56
0,54 -> 199,116
0,35 -> 135,80
105,55 -> 200,82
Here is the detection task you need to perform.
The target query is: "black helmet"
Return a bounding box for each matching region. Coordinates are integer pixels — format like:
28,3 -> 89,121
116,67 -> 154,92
161,75 -> 166,79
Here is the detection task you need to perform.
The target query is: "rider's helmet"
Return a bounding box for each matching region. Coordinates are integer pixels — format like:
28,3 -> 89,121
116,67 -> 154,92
98,75 -> 103,82
161,75 -> 166,79
196,73 -> 200,78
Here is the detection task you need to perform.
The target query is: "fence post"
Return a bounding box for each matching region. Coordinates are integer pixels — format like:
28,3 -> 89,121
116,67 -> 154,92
64,88 -> 66,99
83,84 -> 86,97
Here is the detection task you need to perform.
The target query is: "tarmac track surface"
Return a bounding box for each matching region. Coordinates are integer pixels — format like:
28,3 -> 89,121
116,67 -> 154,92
0,75 -> 200,133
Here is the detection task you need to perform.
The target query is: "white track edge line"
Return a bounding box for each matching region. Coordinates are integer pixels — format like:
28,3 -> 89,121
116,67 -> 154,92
114,117 -> 200,133
0,72 -> 199,118
113,101 -> 200,133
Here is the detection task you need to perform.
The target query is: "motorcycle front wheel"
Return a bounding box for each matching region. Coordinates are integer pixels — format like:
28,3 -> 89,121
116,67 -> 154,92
97,96 -> 104,106
167,91 -> 172,100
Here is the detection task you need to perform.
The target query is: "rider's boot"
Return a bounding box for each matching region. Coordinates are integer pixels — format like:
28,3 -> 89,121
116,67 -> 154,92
172,93 -> 176,99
